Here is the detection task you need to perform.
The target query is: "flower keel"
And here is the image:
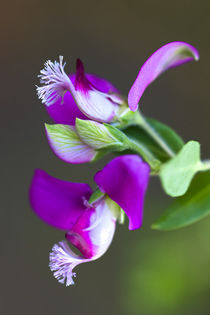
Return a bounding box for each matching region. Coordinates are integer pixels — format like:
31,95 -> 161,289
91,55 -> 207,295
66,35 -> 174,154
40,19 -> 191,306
49,197 -> 117,285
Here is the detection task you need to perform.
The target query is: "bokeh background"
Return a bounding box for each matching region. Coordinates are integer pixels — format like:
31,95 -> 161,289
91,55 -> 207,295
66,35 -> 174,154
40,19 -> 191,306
2,0 -> 210,314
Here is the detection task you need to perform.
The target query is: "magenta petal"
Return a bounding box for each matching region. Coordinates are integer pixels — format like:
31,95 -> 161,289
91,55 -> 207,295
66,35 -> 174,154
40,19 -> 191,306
128,42 -> 199,111
46,90 -> 87,125
94,155 -> 150,230
46,71 -> 119,124
86,74 -> 119,94
29,169 -> 92,230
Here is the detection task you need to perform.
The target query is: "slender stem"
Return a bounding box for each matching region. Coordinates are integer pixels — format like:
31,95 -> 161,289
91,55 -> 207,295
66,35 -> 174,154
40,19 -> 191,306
134,112 -> 176,158
200,160 -> 210,171
125,137 -> 161,171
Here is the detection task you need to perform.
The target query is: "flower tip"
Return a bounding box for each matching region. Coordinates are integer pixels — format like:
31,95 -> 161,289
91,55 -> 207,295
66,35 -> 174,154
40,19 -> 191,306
127,95 -> 139,112
128,221 -> 142,231
184,42 -> 199,61
76,58 -> 85,72
194,49 -> 200,61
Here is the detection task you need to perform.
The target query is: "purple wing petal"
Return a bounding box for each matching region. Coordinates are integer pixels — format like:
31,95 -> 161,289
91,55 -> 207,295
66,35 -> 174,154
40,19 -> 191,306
94,155 -> 150,230
86,74 -> 119,94
46,71 -> 119,124
29,169 -> 92,230
128,42 -> 199,111
46,88 -> 87,125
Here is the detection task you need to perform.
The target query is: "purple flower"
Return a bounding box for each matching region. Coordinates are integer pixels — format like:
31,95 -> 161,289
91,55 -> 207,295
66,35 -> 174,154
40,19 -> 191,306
29,155 -> 150,285
37,57 -> 124,124
128,41 -> 199,111
37,42 -> 199,125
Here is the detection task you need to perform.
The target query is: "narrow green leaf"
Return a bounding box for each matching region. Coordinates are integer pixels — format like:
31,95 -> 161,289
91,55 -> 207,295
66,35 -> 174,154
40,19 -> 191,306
146,118 -> 184,155
160,141 -> 201,197
123,118 -> 184,163
152,171 -> 210,230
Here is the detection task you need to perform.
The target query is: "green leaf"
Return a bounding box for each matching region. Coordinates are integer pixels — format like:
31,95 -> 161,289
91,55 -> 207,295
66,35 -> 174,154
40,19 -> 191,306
122,117 -> 184,163
160,141 -> 201,197
152,171 -> 210,230
146,118 -> 184,155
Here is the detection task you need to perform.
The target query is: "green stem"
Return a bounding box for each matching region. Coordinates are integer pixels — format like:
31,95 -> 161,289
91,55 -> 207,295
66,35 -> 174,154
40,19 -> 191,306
134,112 -> 176,158
125,137 -> 161,171
200,160 -> 210,171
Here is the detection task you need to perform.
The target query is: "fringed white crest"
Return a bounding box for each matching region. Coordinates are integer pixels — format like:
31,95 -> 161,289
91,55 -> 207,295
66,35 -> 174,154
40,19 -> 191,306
37,56 -> 75,106
49,198 -> 117,286
49,240 -> 90,286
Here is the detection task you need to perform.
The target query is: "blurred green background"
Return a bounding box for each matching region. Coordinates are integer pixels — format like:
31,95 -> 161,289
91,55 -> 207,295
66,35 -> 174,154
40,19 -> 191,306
1,0 -> 210,314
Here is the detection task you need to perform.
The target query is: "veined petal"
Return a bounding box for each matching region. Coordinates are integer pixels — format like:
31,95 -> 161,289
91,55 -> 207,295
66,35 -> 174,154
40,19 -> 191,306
75,119 -> 120,149
128,42 -> 199,111
45,123 -> 97,164
50,197 -> 116,285
29,169 -> 92,230
74,89 -> 120,122
94,155 -> 150,230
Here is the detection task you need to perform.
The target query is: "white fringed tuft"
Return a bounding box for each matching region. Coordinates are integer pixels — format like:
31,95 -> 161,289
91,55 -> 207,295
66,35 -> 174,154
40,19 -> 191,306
37,56 -> 74,106
49,198 -> 117,286
49,240 -> 89,286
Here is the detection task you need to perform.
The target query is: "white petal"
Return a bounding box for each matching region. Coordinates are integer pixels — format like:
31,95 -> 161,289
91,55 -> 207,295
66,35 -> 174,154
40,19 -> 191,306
75,89 -> 119,123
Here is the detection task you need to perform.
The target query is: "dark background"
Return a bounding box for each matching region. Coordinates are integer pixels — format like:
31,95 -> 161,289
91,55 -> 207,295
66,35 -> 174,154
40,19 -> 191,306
2,0 -> 210,314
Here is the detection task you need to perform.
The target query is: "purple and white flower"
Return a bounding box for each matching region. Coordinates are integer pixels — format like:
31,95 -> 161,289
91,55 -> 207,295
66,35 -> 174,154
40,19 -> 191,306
37,57 -> 124,124
29,155 -> 150,285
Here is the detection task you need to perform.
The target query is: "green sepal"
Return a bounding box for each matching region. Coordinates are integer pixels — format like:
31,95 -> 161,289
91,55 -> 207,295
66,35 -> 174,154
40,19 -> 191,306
152,171 -> 210,231
104,195 -> 122,220
88,189 -> 104,204
76,119 -> 128,151
88,191 -> 121,220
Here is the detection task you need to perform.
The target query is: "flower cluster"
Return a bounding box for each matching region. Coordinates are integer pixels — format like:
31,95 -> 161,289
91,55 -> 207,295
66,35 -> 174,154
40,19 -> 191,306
30,42 -> 199,285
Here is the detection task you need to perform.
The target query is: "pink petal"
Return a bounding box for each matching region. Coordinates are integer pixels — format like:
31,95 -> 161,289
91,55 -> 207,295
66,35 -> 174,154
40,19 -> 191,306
94,155 -> 150,230
128,42 -> 199,111
29,169 -> 92,230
